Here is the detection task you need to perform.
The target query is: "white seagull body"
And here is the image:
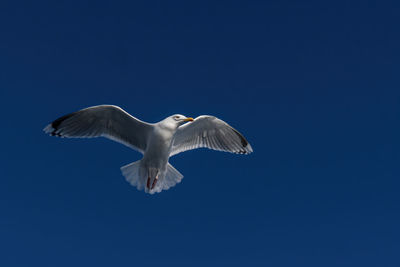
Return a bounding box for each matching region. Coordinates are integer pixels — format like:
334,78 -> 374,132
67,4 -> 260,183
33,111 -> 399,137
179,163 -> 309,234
44,105 -> 253,194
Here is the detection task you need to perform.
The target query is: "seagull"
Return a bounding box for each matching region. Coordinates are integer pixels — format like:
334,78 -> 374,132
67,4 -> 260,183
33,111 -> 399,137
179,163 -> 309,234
44,105 -> 253,194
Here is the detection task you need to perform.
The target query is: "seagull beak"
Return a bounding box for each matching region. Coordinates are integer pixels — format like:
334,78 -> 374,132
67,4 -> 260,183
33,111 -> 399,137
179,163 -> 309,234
184,117 -> 194,122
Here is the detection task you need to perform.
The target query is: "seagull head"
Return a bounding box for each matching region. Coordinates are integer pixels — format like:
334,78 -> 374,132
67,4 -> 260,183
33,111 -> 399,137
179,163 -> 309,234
171,114 -> 194,125
159,114 -> 194,130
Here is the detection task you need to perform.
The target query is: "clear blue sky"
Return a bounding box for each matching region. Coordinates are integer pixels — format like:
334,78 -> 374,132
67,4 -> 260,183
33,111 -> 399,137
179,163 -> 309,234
1,0 -> 399,266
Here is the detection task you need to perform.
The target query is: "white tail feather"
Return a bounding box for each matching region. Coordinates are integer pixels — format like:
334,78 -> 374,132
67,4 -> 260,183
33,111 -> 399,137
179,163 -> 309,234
121,160 -> 147,191
162,163 -> 184,191
120,161 -> 184,194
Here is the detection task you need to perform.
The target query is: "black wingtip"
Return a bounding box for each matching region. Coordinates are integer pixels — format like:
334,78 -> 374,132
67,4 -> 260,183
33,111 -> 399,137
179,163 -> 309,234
231,128 -> 249,147
46,112 -> 77,137
51,112 -> 75,129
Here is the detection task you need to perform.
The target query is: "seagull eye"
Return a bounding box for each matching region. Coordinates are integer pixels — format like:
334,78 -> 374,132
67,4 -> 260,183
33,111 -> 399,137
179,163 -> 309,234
173,116 -> 180,120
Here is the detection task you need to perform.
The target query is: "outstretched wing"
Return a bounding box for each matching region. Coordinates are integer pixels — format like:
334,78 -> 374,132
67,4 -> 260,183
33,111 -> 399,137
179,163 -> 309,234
44,105 -> 153,153
170,115 -> 253,156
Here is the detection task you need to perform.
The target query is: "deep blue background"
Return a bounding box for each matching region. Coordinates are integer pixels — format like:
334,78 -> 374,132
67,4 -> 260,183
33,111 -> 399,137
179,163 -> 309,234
1,1 -> 399,266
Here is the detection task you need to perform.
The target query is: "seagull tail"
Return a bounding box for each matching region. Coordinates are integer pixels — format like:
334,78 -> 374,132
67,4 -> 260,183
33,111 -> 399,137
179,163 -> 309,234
162,163 -> 184,191
148,163 -> 184,194
121,160 -> 147,192
120,161 -> 184,194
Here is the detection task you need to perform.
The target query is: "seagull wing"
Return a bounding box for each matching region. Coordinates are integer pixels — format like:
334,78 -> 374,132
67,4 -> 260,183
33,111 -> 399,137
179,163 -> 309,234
44,105 -> 153,153
170,115 -> 253,156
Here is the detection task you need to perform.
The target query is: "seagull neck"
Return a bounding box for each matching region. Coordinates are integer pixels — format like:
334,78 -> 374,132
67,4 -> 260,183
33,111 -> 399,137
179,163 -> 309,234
157,121 -> 178,132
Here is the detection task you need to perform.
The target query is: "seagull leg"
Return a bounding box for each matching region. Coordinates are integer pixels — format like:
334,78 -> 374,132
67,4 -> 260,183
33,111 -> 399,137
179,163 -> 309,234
151,174 -> 159,190
147,176 -> 151,189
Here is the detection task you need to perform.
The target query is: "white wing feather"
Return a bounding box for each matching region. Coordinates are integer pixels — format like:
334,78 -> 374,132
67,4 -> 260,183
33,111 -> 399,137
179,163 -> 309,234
170,115 -> 253,156
43,105 -> 153,153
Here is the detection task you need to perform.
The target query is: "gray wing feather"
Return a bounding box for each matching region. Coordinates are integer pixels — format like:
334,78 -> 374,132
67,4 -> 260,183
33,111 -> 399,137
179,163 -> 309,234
170,115 -> 253,156
44,105 -> 152,153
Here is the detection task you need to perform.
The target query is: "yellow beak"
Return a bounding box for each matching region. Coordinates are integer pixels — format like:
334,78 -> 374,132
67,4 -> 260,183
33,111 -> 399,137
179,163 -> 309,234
184,117 -> 194,122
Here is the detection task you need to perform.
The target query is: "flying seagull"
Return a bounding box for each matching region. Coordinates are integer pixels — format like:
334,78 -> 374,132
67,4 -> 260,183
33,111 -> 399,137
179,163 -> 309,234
44,105 -> 253,194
